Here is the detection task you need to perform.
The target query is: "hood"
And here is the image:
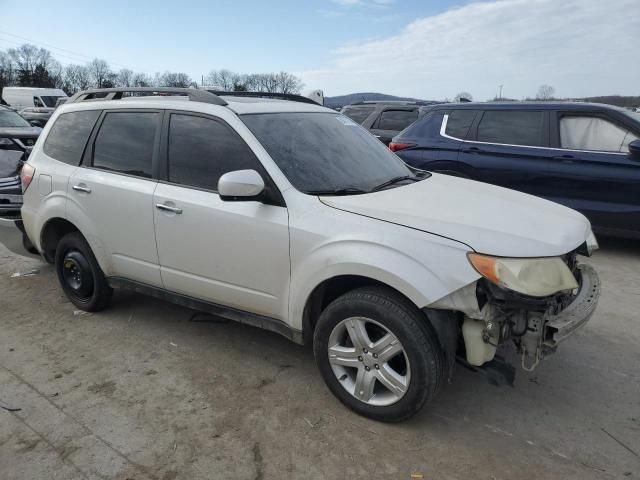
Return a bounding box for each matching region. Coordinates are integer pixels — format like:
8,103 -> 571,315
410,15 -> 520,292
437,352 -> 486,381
320,173 -> 591,257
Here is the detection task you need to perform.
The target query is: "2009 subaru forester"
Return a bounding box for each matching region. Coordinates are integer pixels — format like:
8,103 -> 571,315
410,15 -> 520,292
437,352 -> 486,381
20,88 -> 600,422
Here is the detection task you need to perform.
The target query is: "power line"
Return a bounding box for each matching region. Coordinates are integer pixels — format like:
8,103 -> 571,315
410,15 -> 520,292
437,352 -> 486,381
0,29 -> 153,74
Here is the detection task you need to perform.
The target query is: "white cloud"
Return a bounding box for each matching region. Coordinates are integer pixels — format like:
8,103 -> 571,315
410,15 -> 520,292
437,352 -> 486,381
301,0 -> 640,100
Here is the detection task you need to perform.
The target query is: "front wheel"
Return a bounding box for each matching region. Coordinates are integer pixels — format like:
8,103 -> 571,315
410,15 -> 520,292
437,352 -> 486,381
313,286 -> 444,422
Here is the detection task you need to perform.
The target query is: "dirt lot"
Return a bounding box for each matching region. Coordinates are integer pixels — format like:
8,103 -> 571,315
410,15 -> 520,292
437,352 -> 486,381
0,236 -> 638,480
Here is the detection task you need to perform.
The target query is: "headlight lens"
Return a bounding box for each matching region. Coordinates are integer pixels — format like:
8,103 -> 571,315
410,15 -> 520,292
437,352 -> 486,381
467,253 -> 579,297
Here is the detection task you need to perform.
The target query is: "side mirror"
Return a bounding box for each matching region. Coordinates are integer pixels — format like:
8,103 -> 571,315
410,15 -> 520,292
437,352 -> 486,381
218,169 -> 265,201
629,140 -> 640,159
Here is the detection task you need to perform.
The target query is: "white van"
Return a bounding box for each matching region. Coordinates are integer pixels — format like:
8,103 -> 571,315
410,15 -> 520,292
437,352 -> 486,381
1,87 -> 68,109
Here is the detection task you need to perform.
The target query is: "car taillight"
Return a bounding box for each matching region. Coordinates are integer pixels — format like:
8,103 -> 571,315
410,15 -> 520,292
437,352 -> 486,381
389,142 -> 416,152
20,163 -> 35,193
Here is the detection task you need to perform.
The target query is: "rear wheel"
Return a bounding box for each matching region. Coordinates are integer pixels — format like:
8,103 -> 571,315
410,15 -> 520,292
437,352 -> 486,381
55,232 -> 112,311
313,286 -> 443,422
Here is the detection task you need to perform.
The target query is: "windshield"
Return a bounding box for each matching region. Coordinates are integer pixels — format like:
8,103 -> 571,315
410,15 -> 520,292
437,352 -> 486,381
242,112 -> 415,194
0,109 -> 30,128
622,109 -> 640,124
41,96 -> 63,107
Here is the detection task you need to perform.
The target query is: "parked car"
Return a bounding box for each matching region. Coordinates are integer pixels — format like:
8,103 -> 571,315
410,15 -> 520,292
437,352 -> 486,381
0,105 -> 41,218
21,87 -> 599,421
391,102 -> 640,238
341,101 -> 437,145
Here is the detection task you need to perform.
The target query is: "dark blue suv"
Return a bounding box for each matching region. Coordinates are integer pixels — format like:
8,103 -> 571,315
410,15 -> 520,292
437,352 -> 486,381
391,102 -> 640,238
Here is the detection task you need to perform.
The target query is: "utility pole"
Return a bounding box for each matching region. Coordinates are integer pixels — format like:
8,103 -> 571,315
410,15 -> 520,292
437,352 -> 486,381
498,84 -> 504,100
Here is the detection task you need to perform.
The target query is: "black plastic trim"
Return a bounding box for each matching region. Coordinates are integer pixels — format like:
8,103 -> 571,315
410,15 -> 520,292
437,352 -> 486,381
107,277 -> 303,344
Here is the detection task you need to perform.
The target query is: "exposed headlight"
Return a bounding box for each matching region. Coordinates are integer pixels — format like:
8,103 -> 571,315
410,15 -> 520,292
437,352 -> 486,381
467,253 -> 578,297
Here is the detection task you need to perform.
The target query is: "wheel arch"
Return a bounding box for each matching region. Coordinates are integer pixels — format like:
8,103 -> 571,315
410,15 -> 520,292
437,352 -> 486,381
40,217 -> 80,263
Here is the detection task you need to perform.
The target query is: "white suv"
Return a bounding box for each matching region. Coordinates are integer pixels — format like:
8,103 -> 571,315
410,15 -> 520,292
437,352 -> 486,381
21,88 -> 600,421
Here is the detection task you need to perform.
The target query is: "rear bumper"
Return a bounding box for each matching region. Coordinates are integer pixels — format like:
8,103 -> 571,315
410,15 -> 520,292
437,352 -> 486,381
544,264 -> 600,346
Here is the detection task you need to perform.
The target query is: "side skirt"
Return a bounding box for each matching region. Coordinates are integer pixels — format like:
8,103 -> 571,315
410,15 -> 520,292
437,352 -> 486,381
107,277 -> 303,344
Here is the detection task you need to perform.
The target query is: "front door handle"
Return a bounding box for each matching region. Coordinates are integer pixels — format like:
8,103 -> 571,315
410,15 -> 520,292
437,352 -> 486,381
155,203 -> 182,214
72,185 -> 91,193
553,154 -> 576,163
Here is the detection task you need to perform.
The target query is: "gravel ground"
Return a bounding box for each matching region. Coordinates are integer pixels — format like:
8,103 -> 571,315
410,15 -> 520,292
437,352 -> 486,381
0,235 -> 638,480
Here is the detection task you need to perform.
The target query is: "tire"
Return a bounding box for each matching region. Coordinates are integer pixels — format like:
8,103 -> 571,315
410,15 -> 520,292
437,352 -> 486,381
55,232 -> 112,311
313,286 -> 444,422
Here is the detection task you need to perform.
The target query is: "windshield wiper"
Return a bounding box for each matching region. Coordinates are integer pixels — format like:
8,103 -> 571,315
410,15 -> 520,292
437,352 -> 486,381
307,187 -> 369,196
371,174 -> 421,192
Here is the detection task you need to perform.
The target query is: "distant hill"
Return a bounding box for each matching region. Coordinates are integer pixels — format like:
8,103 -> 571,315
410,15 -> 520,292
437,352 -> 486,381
324,92 -> 429,109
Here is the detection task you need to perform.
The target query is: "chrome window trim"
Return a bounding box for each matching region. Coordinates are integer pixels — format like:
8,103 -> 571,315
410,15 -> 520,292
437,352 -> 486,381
439,114 -> 628,156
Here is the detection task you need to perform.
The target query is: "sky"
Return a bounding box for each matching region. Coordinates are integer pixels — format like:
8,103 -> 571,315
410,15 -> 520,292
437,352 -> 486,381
1,0 -> 638,100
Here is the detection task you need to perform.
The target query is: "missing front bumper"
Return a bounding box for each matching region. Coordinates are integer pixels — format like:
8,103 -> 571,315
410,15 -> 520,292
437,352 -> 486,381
520,263 -> 600,370
544,264 -> 600,345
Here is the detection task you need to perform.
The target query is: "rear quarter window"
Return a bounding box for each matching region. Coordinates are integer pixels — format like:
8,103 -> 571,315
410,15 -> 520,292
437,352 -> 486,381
444,110 -> 478,139
377,109 -> 418,131
341,106 -> 375,125
43,110 -> 101,165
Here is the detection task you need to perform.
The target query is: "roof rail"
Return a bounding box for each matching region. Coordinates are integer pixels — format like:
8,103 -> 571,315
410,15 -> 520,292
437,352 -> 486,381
206,90 -> 319,105
67,87 -> 228,106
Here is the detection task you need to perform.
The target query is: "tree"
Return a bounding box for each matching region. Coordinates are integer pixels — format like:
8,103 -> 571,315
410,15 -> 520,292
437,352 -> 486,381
536,85 -> 555,100
132,72 -> 151,87
88,59 -> 113,88
116,68 -> 134,87
206,69 -> 236,90
274,71 -> 303,94
63,64 -> 92,94
454,92 -> 473,102
7,44 -> 54,86
0,51 -> 16,93
156,71 -> 192,88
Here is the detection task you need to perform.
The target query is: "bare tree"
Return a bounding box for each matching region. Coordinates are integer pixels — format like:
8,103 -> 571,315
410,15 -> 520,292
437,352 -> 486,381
454,92 -> 473,102
132,72 -> 151,87
274,71 -> 303,94
206,69 -> 236,90
116,68 -> 134,87
0,51 -> 16,92
47,60 -> 65,90
536,84 -> 555,100
63,64 -> 92,94
88,59 -> 114,88
7,44 -> 54,84
156,71 -> 192,88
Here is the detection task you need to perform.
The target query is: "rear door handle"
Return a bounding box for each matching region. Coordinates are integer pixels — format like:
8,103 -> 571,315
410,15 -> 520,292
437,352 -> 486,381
462,146 -> 483,154
72,185 -> 91,193
155,203 -> 182,214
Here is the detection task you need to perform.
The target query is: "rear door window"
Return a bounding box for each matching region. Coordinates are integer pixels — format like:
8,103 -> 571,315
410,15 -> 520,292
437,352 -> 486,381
92,111 -> 158,178
43,110 -> 101,165
560,115 -> 638,152
444,110 -> 478,139
477,110 -> 545,147
167,113 -> 262,191
377,109 -> 418,131
341,105 -> 375,125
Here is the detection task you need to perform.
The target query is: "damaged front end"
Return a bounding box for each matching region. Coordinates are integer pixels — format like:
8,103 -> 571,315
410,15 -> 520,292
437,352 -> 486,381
432,247 -> 601,371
